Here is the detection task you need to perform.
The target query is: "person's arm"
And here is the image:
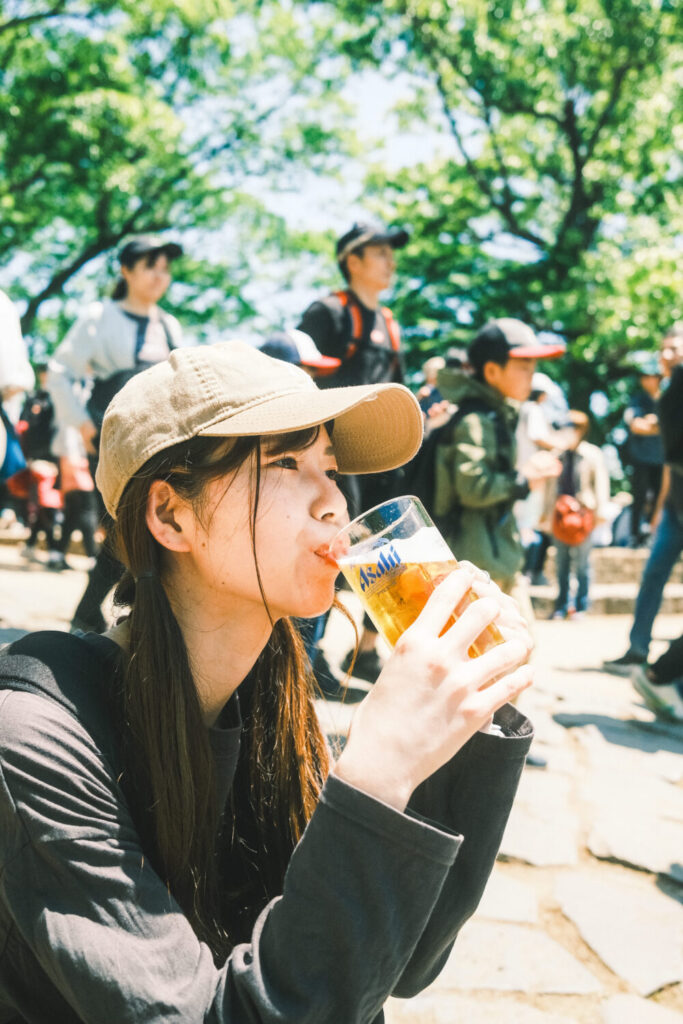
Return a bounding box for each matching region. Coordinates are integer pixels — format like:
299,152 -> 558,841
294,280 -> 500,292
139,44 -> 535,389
592,447 -> 611,523
47,304 -> 106,433
0,291 -> 34,399
453,413 -> 530,509
651,464 -> 671,531
659,365 -> 683,460
0,691 -> 460,1024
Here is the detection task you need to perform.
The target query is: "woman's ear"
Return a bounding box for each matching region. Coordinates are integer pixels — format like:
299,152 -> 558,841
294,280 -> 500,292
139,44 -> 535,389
145,480 -> 193,553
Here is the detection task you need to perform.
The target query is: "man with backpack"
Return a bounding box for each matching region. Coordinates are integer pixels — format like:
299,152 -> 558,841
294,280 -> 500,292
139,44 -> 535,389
297,221 -> 408,392
431,319 -> 564,624
297,221 -> 409,682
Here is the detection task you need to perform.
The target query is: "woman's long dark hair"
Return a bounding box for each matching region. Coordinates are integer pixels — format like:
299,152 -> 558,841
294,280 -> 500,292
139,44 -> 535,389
111,429 -> 331,960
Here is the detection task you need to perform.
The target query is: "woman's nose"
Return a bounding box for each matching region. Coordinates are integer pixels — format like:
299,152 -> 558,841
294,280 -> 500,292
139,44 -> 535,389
313,474 -> 348,523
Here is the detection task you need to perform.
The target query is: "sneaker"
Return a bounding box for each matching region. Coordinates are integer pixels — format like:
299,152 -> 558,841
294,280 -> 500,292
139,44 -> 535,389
46,551 -> 69,571
312,651 -> 343,697
312,651 -> 366,703
631,665 -> 683,722
603,650 -> 647,676
526,750 -> 548,769
340,647 -> 384,683
550,610 -> 567,620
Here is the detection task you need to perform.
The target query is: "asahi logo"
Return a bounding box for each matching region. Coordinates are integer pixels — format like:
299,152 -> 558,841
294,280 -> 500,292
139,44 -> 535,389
358,543 -> 402,593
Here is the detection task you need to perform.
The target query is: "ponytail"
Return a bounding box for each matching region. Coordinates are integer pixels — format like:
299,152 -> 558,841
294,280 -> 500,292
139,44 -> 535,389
111,276 -> 128,300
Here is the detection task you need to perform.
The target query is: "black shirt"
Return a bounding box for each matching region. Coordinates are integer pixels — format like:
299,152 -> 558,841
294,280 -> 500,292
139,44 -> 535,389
297,291 -> 404,388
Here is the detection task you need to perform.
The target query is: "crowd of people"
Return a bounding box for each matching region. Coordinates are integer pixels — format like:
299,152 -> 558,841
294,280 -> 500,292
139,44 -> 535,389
0,220 -> 680,1020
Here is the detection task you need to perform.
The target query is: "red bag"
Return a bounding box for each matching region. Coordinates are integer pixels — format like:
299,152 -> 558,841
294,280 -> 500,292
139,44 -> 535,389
551,494 -> 595,546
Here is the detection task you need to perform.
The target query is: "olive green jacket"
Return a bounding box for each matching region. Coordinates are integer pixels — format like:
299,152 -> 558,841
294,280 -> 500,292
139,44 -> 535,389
433,370 -> 530,581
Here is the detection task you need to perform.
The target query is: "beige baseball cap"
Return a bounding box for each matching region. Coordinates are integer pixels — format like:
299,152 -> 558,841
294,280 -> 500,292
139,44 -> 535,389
96,340 -> 423,518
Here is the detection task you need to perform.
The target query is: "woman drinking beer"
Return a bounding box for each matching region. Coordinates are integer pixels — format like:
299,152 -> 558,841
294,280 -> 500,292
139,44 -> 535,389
0,341 -> 533,1024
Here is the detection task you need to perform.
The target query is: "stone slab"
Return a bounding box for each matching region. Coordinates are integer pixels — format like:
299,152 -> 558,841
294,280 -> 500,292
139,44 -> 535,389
435,921 -> 601,994
556,871 -> 683,996
385,993 -> 575,1023
580,771 -> 683,828
499,798 -> 581,864
476,870 -> 539,924
588,814 -> 683,884
602,995 -> 683,1023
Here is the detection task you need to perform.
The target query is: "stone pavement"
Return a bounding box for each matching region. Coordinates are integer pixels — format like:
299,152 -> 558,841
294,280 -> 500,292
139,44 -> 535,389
1,543 -> 682,1022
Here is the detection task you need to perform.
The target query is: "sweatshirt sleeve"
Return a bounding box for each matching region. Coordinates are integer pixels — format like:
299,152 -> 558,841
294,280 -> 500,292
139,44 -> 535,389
47,304 -> 106,429
453,413 -> 529,509
393,703 -> 533,997
0,691 -> 461,1024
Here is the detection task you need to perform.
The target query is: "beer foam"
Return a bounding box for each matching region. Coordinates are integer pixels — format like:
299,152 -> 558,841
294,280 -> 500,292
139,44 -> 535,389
336,526 -> 453,568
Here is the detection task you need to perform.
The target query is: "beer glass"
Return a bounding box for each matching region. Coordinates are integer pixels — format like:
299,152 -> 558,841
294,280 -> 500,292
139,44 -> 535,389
331,495 -> 503,657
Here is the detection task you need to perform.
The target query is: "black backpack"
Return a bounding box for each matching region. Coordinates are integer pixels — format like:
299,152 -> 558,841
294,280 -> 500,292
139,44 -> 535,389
400,397 -> 509,527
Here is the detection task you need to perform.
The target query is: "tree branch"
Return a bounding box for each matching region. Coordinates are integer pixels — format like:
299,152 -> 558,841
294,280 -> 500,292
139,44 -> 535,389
434,68 -> 546,250
0,1 -> 69,35
585,62 -> 632,158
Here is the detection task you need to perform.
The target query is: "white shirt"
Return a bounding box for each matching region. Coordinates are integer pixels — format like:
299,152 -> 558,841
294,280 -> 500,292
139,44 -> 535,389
47,299 -> 185,429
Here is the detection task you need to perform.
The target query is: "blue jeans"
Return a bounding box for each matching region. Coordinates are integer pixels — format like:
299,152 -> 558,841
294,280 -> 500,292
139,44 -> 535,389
555,536 -> 592,614
629,504 -> 683,657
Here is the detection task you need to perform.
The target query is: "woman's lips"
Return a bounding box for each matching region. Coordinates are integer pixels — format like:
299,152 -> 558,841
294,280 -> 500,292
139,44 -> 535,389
314,545 -> 339,568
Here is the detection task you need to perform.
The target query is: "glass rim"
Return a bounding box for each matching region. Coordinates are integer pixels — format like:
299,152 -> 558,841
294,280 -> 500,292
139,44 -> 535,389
331,494 -> 428,549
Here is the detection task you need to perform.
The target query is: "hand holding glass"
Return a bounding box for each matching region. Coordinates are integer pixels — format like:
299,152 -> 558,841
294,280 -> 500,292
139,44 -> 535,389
331,495 -> 504,657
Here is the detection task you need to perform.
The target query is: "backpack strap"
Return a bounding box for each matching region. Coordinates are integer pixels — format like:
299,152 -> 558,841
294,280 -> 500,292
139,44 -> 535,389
380,305 -> 401,352
158,310 -> 177,352
0,631 -> 123,765
332,290 -> 363,359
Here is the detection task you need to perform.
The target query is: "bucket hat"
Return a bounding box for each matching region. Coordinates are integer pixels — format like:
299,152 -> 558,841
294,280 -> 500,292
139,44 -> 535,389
97,340 -> 423,518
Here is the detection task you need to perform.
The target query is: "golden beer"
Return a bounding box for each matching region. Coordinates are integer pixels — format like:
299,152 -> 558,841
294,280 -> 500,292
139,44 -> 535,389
337,551 -> 504,657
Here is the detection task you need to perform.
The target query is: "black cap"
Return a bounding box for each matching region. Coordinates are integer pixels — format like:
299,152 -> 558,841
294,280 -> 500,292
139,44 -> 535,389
118,235 -> 183,267
336,222 -> 409,262
468,318 -> 565,372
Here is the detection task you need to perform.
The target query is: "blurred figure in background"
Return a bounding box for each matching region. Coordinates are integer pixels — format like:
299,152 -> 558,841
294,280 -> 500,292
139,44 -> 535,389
0,288 -> 34,533
621,353 -> 663,548
417,356 -> 446,415
11,366 -> 63,568
433,319 -> 563,625
540,410 -> 609,620
605,324 -> 683,673
297,221 -> 409,683
47,236 -> 186,632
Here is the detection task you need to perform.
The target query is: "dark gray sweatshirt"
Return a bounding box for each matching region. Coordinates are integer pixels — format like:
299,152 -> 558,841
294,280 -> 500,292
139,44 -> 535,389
0,633 -> 532,1023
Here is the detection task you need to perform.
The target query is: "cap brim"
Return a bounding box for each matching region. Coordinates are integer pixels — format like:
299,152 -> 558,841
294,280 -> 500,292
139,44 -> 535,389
375,228 -> 409,250
510,344 -> 566,359
299,355 -> 342,370
156,242 -> 183,260
198,382 -> 424,474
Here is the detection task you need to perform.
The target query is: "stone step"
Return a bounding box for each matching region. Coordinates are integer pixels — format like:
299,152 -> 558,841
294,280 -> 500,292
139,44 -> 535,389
530,581 -> 683,617
544,546 -> 683,586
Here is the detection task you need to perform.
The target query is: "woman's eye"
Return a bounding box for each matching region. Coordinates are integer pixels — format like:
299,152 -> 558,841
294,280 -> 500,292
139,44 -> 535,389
271,456 -> 298,470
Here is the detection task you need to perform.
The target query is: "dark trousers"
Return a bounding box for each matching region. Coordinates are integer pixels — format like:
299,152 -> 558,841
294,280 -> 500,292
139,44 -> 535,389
71,532 -> 123,632
630,462 -> 663,541
59,490 -> 99,559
